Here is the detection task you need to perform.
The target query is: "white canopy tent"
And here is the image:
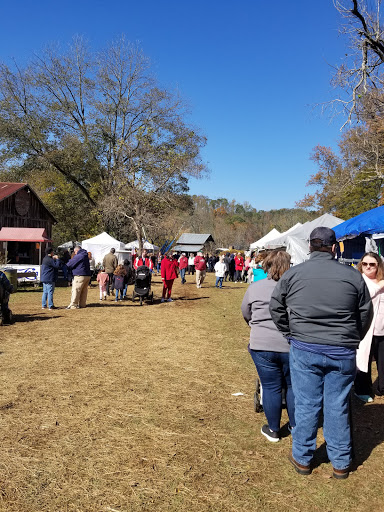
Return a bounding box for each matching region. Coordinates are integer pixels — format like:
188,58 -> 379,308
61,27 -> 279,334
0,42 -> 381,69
125,240 -> 159,251
250,228 -> 281,250
57,240 -> 81,250
81,232 -> 126,265
265,214 -> 344,250
286,236 -> 310,265
265,214 -> 344,265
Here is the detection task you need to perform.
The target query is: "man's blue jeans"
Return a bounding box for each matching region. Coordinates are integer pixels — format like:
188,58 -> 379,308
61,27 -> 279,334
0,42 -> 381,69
42,282 -> 55,308
249,350 -> 295,432
180,268 -> 186,284
290,345 -> 355,470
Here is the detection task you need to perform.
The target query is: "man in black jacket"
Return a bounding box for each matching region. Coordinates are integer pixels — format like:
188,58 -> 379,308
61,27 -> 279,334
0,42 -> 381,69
0,270 -> 14,324
270,227 -> 372,479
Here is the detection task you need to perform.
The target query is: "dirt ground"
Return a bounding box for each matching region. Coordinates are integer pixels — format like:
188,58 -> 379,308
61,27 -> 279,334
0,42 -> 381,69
0,273 -> 383,512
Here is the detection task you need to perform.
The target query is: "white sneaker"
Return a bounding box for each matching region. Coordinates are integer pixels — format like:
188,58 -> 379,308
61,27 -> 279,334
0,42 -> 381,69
161,298 -> 165,303
167,298 -> 173,302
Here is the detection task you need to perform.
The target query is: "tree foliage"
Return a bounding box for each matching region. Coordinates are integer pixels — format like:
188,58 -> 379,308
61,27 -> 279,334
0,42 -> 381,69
169,196 -> 318,249
297,132 -> 384,219
0,37 -> 207,251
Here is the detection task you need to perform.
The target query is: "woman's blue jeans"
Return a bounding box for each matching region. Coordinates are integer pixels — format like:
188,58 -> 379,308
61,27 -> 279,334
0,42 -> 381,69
289,345 -> 355,470
250,350 -> 295,432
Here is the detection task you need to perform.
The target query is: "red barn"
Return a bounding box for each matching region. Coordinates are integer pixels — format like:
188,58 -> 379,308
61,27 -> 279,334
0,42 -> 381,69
0,183 -> 56,265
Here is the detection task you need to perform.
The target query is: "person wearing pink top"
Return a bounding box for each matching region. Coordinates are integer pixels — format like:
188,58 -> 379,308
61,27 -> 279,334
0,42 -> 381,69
96,268 -> 109,300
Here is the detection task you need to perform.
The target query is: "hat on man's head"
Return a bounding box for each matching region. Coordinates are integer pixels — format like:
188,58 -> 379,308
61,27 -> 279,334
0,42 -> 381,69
309,227 -> 336,246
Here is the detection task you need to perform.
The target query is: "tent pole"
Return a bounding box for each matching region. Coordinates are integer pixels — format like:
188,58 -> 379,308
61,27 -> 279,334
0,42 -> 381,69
5,241 -> 8,264
39,243 -> 41,266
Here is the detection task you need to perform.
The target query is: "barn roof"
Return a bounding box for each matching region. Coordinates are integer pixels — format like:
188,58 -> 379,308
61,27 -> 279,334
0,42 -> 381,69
0,182 -> 26,201
0,182 -> 56,222
176,233 -> 214,245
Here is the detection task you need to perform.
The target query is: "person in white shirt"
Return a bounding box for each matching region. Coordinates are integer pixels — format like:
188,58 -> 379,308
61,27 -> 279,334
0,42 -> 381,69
188,253 -> 195,275
214,255 -> 227,289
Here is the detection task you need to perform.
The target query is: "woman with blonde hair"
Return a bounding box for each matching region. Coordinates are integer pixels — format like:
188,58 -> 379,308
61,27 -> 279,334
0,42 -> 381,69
354,252 -> 384,402
241,250 -> 294,442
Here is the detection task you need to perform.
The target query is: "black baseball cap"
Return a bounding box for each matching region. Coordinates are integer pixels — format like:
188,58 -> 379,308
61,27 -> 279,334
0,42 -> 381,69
309,227 -> 336,246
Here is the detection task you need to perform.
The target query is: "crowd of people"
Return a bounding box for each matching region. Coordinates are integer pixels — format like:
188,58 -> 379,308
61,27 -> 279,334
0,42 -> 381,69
2,227 -> 383,481
241,227 -> 384,480
36,246 -> 267,311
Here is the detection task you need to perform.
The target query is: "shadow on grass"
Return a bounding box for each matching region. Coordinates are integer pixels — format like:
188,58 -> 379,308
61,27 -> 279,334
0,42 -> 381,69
86,301 -> 154,308
14,287 -> 41,293
177,296 -> 209,301
351,398 -> 384,467
13,313 -> 61,323
311,397 -> 384,470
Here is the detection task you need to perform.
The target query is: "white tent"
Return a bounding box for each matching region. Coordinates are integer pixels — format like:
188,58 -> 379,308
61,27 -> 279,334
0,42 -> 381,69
250,228 -> 281,250
57,240 -> 81,250
81,232 -> 126,265
264,214 -> 344,265
286,236 -> 310,265
125,240 -> 159,251
265,214 -> 344,250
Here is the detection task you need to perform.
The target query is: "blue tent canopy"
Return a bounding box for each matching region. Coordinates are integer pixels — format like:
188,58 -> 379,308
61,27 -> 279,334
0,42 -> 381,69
333,206 -> 384,240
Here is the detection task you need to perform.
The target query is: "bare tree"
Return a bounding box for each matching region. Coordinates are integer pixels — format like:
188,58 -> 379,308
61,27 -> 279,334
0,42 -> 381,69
330,0 -> 384,127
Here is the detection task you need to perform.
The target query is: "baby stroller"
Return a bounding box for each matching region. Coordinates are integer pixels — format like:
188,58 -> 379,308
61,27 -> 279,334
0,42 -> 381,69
254,376 -> 287,413
132,266 -> 154,306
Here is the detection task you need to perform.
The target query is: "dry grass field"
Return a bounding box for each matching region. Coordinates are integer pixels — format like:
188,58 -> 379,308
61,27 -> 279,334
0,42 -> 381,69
0,273 -> 384,512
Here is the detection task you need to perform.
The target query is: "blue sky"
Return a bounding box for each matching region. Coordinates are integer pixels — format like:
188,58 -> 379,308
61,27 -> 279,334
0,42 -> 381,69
0,1 -> 348,210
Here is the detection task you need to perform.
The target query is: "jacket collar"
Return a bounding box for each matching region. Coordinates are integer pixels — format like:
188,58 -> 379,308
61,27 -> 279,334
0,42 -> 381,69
309,251 -> 335,261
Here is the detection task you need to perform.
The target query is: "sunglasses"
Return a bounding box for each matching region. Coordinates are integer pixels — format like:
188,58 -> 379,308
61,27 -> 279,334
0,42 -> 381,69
362,262 -> 378,268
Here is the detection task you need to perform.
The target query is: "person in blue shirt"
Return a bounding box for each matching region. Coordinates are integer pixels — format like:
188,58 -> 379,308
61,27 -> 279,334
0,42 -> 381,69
66,245 -> 91,309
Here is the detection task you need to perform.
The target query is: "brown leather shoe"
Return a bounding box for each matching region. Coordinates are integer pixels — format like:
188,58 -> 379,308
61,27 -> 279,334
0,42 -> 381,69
332,467 -> 350,480
288,454 -> 312,475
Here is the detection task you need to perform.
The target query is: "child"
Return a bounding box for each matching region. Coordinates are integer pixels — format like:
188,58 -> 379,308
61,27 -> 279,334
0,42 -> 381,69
214,255 -> 227,289
113,265 -> 127,301
96,267 -> 109,300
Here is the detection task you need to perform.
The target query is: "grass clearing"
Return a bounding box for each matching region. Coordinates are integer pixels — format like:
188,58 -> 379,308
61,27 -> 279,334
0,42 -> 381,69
1,274 -> 384,511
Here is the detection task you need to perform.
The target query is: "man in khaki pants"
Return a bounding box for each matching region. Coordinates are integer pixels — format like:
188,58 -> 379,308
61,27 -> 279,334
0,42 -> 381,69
66,245 -> 91,309
194,252 -> 207,289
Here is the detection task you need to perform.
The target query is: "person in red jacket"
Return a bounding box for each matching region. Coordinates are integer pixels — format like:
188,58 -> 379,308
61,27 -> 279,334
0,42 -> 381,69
133,249 -> 154,271
234,253 -> 244,283
178,253 -> 188,284
194,251 -> 207,289
161,253 -> 179,302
